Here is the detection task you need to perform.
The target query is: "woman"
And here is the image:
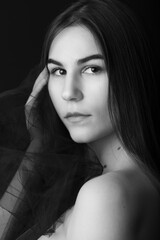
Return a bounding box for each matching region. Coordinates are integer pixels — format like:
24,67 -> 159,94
0,0 -> 160,239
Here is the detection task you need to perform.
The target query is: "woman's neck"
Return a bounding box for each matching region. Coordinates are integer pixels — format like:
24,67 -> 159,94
88,133 -> 135,173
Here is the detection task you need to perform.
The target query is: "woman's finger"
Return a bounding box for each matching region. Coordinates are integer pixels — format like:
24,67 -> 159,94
26,67 -> 48,106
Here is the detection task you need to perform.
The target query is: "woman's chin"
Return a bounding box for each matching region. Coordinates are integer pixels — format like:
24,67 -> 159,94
69,129 -> 102,144
69,131 -> 93,144
69,127 -> 114,144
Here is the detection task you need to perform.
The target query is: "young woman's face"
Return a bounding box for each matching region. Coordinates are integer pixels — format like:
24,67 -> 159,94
47,25 -> 114,143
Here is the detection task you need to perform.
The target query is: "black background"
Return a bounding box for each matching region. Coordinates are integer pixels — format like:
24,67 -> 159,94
1,0 -> 159,92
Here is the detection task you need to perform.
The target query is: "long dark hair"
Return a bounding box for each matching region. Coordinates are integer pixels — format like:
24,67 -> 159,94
40,0 -> 160,179
31,0 -> 160,235
1,0 -> 160,238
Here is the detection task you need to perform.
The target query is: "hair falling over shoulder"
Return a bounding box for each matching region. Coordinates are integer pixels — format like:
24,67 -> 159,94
0,0 -> 160,239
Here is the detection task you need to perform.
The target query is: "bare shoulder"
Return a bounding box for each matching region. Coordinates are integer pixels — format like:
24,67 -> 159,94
67,169 -> 160,240
67,170 -> 140,240
77,170 -> 134,206
82,169 -> 133,189
79,167 -> 160,207
78,168 -> 144,207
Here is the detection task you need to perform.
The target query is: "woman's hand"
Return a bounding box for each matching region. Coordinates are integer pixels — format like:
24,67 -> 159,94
26,67 -> 48,107
25,67 -> 48,141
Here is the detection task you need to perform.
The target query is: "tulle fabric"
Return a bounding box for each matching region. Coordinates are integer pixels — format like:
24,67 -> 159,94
0,65 -> 39,239
0,65 -> 103,239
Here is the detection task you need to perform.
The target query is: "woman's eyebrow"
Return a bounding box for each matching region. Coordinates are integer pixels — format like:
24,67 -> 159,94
47,54 -> 104,66
77,54 -> 104,64
47,59 -> 63,67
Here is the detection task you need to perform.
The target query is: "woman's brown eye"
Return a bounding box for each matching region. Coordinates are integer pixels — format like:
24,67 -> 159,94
84,66 -> 102,74
50,68 -> 66,76
91,67 -> 98,73
59,69 -> 65,75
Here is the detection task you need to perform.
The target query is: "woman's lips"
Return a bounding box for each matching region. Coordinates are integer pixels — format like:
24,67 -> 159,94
66,115 -> 91,123
64,113 -> 91,123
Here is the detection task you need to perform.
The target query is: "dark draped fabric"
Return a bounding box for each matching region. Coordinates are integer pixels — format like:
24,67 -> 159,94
0,65 -> 42,240
0,64 -> 103,239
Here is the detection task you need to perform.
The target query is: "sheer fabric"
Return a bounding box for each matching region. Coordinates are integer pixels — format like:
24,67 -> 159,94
0,66 -> 42,239
0,65 -> 103,239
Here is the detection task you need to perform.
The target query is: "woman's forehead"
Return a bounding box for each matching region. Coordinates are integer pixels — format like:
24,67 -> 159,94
48,25 -> 103,60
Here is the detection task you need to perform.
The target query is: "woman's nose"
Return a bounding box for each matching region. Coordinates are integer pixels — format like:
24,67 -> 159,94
62,76 -> 83,101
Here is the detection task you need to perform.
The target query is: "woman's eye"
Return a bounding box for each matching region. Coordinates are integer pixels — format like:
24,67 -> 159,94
83,66 -> 102,74
50,68 -> 66,76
